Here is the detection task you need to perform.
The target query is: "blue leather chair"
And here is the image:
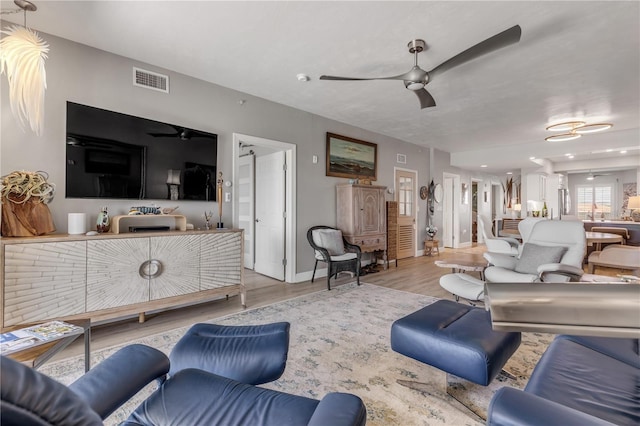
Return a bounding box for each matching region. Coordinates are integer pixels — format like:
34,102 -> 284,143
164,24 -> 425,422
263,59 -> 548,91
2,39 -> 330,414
1,329 -> 367,425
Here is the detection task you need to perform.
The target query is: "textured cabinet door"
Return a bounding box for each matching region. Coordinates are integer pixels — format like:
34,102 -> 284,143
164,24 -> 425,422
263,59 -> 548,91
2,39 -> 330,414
201,232 -> 243,290
3,242 -> 86,326
355,186 -> 386,235
87,238 -> 149,311
149,235 -> 200,300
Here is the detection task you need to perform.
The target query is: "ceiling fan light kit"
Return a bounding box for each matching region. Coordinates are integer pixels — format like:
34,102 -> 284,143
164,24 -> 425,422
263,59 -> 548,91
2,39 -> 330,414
545,120 -> 613,142
319,25 -> 521,109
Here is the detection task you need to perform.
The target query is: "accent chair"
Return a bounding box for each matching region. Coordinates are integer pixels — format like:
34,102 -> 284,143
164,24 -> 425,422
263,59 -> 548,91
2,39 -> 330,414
307,225 -> 361,290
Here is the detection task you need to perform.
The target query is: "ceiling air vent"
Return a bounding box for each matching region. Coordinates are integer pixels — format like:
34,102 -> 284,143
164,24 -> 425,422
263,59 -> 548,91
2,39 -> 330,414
133,67 -> 169,93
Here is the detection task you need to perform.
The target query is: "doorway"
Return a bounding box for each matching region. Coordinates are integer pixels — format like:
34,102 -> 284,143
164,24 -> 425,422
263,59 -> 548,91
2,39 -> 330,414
232,133 -> 297,283
443,173 -> 460,248
395,168 -> 417,259
491,183 -> 502,234
471,180 -> 480,243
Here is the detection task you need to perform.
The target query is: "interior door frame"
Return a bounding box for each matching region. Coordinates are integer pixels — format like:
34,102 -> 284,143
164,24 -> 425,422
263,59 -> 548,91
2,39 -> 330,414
471,178 -> 482,244
237,154 -> 255,269
443,172 -> 461,249
394,167 -> 419,257
232,133 -> 296,283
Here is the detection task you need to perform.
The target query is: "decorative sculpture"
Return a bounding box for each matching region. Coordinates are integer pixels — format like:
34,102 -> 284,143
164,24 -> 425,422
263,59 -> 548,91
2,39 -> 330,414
217,172 -> 224,228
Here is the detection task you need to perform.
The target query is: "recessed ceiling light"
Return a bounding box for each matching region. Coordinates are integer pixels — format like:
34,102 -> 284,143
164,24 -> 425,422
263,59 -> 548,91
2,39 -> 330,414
568,155 -> 574,159
606,149 -> 613,152
296,73 -> 310,82
481,165 -> 487,168
506,172 -> 513,175
621,150 -> 627,154
529,156 -> 535,160
564,153 -> 572,156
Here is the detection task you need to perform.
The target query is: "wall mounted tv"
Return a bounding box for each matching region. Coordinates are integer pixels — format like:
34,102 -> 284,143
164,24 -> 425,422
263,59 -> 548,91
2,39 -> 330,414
66,102 -> 218,201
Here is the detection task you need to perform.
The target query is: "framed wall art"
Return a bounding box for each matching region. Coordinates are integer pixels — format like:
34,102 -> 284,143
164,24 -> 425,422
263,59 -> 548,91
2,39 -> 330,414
326,133 -> 377,180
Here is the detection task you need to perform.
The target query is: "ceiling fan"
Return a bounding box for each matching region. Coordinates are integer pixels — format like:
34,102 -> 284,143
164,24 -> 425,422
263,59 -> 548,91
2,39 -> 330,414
320,25 -> 521,109
587,172 -> 611,180
148,125 -> 215,140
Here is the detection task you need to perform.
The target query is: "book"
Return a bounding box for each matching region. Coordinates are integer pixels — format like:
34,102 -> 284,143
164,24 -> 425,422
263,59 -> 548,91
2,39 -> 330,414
1,320 -> 84,356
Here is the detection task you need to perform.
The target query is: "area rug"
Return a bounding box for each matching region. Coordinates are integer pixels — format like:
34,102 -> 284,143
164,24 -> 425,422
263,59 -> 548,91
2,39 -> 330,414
39,283 -> 552,425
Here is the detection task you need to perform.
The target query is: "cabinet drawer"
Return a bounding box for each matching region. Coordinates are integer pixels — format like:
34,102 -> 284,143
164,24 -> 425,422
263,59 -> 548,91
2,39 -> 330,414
347,235 -> 386,252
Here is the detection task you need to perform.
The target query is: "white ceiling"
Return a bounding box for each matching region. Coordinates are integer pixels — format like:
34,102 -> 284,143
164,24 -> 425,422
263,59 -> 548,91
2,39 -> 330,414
2,1 -> 639,175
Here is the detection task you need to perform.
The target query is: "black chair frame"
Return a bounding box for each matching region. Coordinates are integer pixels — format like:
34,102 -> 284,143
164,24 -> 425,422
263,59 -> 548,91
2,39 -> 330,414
307,226 -> 361,290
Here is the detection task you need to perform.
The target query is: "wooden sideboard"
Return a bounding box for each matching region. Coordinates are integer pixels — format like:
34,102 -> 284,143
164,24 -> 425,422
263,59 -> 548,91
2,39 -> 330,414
0,229 -> 245,328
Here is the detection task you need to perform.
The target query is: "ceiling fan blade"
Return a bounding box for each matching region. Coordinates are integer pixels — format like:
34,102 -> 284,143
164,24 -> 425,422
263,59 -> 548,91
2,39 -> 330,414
414,88 -> 436,109
428,25 -> 521,79
320,72 -> 410,81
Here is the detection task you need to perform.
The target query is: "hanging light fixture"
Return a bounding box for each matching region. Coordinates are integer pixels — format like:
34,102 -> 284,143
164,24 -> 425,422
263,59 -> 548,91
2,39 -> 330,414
544,120 -> 613,142
0,0 -> 48,135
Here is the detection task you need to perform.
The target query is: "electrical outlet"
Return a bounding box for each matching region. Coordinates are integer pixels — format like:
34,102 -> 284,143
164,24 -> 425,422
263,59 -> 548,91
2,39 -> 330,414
312,155 -> 318,164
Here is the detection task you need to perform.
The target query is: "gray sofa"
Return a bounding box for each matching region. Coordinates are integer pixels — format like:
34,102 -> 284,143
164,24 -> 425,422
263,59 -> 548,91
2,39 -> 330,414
488,335 -> 640,425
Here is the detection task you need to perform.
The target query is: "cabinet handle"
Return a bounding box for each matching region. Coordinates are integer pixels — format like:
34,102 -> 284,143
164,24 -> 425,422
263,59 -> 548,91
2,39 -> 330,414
139,259 -> 163,279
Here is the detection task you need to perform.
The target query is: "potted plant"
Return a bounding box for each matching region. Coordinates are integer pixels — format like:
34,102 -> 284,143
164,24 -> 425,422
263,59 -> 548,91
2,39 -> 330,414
1,170 -> 56,236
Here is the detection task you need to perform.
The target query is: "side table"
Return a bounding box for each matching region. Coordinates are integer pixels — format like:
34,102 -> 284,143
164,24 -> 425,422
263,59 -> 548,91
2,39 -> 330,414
2,318 -> 91,372
424,239 -> 440,256
435,259 -> 488,280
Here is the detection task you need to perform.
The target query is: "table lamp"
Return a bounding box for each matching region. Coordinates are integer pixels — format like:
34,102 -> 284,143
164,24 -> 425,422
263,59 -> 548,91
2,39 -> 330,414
512,203 -> 521,219
166,169 -> 181,201
628,195 -> 640,222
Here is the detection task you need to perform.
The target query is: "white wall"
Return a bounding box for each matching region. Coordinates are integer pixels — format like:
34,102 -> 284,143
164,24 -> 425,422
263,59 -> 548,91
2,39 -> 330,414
0,30 -> 430,275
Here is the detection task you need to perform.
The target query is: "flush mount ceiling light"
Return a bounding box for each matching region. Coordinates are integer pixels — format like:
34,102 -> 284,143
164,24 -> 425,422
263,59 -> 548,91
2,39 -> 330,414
574,123 -> 613,134
0,0 -> 48,135
544,120 -> 613,143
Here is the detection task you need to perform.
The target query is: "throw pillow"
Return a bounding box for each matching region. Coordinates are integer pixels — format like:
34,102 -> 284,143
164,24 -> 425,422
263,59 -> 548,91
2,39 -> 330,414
515,243 -> 567,275
313,229 -> 346,256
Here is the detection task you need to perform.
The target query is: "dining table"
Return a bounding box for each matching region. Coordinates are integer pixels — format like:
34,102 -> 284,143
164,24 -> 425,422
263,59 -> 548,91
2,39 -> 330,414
585,231 -> 624,251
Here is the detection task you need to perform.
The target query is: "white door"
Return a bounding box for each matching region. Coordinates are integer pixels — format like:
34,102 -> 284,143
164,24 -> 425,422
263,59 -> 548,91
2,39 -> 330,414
254,151 -> 286,280
396,169 -> 417,259
238,155 -> 255,269
443,176 -> 454,247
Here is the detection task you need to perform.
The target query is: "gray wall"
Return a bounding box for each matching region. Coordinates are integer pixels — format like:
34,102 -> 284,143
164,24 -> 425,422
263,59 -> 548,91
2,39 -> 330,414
0,30 -> 430,276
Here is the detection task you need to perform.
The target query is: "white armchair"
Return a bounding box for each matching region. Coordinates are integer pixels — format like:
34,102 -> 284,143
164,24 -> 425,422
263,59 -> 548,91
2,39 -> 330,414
440,220 -> 587,303
478,215 -> 519,256
588,245 -> 640,275
484,220 -> 586,283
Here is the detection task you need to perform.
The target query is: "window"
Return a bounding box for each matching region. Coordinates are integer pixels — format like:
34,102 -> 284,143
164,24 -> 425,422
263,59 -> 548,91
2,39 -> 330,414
576,184 -> 613,219
398,176 -> 413,216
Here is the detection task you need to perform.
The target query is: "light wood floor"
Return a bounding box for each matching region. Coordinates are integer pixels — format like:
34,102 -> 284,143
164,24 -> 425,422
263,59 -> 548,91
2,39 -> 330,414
53,244 -> 615,362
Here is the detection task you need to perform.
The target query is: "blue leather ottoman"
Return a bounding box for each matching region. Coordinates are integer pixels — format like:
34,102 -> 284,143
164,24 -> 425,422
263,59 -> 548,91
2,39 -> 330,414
391,300 -> 521,386
169,322 -> 290,385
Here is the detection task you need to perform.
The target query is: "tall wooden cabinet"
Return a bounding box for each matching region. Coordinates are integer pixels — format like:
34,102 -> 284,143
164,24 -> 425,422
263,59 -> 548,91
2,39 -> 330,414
336,184 -> 387,253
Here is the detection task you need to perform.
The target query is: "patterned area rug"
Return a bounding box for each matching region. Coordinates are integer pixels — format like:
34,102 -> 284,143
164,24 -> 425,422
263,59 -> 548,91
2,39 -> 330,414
40,283 -> 552,425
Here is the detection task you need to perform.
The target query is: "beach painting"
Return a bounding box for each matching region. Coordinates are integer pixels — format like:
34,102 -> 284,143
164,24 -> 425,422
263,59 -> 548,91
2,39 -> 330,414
326,133 -> 377,180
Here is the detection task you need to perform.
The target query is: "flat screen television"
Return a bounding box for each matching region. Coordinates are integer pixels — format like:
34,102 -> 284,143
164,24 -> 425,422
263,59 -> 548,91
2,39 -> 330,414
66,102 -> 218,201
